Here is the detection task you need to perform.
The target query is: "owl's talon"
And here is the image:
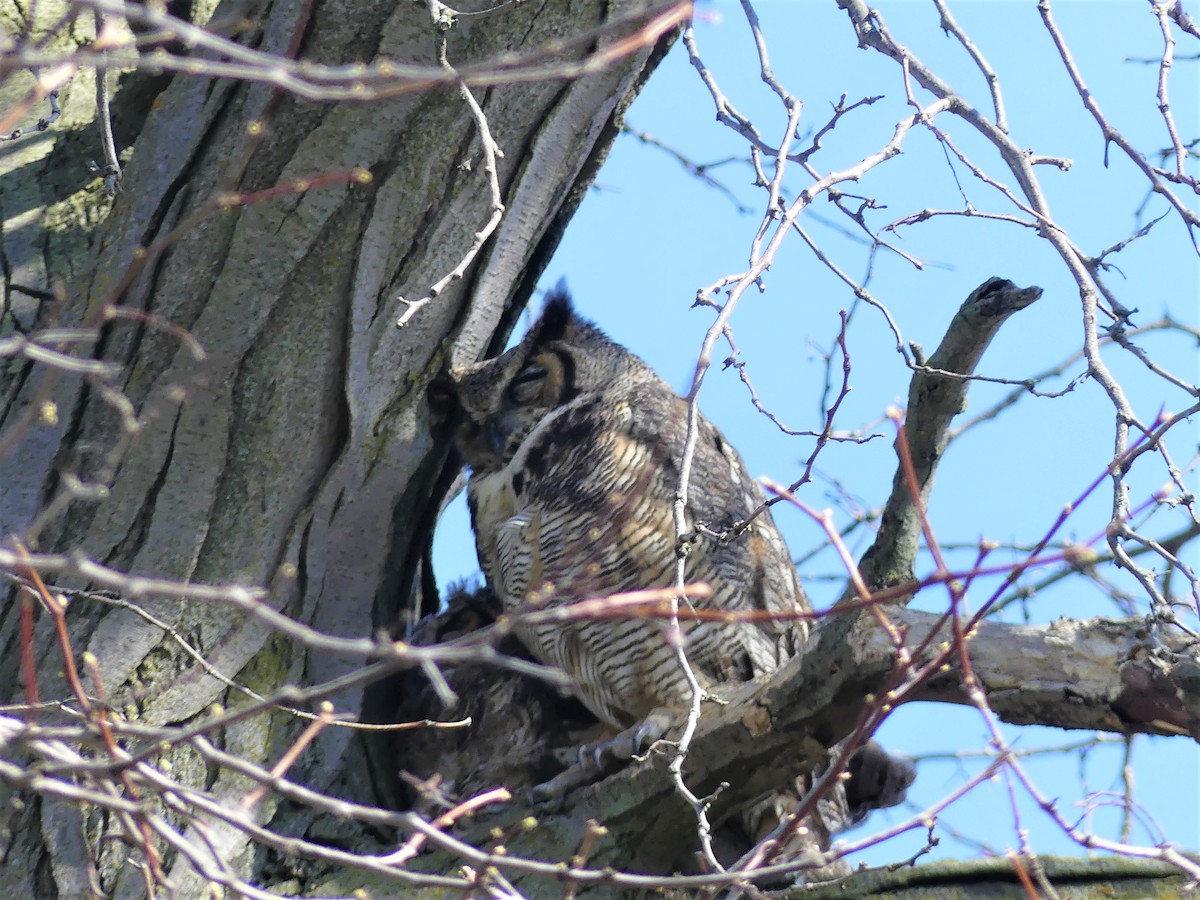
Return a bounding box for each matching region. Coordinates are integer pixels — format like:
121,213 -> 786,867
580,744 -> 606,772
532,710 -> 676,802
633,709 -> 673,752
580,708 -> 673,768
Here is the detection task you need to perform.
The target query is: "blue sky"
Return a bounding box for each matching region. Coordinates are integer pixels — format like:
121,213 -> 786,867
435,1 -> 1198,869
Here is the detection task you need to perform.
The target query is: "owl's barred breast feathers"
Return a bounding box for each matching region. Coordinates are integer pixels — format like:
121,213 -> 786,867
444,286 -> 809,729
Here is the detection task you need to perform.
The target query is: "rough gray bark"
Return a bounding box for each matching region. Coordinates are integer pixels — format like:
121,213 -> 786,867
0,0 -> 679,895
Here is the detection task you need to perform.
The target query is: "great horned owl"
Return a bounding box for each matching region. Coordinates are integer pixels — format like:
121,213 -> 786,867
441,285 -> 807,736
432,286 -> 914,873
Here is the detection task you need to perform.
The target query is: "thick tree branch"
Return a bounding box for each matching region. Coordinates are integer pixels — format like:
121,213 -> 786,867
865,609 -> 1200,739
402,607 -> 1197,891
856,277 -> 1042,595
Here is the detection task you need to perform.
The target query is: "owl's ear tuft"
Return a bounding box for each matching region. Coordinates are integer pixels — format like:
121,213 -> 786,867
536,280 -> 576,344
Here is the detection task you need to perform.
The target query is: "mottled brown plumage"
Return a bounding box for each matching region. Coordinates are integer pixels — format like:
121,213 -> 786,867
443,286 -> 807,732
430,287 -> 913,875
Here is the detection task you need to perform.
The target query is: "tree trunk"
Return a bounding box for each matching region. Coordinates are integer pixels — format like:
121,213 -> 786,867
0,0 -> 678,894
